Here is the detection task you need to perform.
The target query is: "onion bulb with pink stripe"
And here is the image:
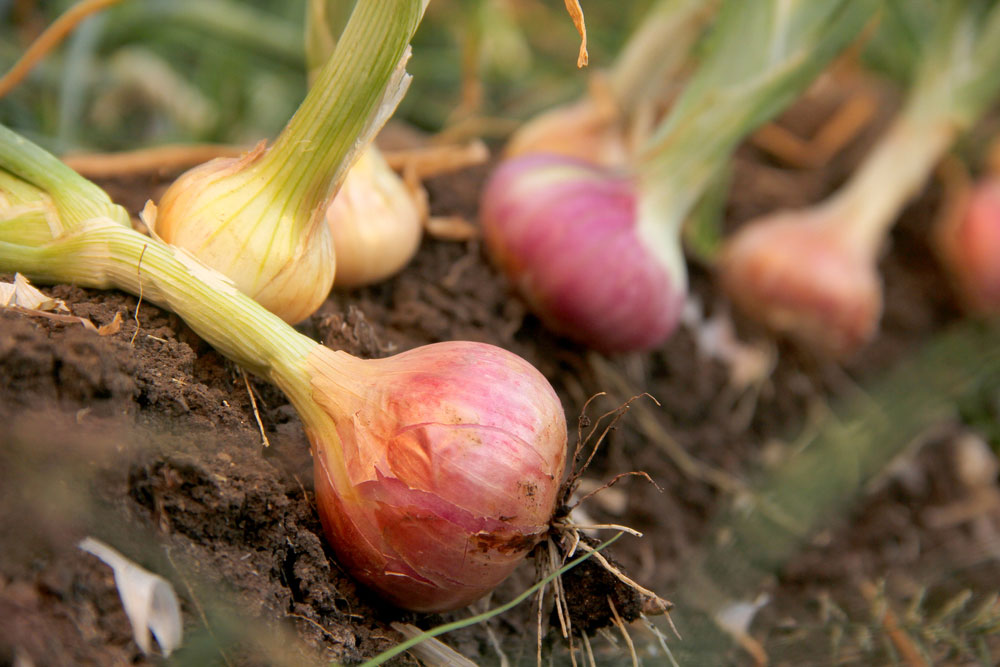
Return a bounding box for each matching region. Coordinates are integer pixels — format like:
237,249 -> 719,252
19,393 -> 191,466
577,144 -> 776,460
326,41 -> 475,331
303,340 -> 567,611
480,154 -> 686,352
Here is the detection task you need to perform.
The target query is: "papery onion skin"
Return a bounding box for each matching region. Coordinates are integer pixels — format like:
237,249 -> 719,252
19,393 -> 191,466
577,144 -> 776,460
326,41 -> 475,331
304,341 -> 567,612
720,211 -> 882,357
327,147 -> 422,289
480,154 -> 684,353
503,99 -> 627,168
939,176 -> 1000,313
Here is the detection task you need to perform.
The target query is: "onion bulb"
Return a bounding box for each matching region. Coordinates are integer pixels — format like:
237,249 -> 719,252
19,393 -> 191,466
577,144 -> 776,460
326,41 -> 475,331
152,1 -> 422,323
326,146 -> 422,289
719,206 -> 884,357
937,174 -> 1000,313
301,341 -> 566,611
480,154 -> 685,352
720,0 -> 1000,356
153,143 -> 335,324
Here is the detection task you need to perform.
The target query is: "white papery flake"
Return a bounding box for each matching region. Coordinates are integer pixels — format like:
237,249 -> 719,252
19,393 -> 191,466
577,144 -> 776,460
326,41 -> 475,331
78,537 -> 183,656
0,273 -> 66,311
715,592 -> 771,637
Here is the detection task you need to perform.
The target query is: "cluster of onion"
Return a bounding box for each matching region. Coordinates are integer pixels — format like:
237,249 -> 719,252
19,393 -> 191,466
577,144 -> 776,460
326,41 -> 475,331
0,0 -> 572,615
0,120 -> 568,613
479,0 -> 876,353
152,0 -> 425,324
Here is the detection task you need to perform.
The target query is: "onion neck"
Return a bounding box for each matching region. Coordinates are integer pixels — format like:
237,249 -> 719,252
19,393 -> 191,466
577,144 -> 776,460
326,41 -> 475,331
0,128 -> 130,229
632,0 -> 874,261
633,94 -> 743,256
0,221 -> 315,377
1,219 -> 359,499
806,0 -> 1000,261
246,0 -> 423,229
2,216 -> 364,493
609,0 -> 712,113
823,113 -> 955,260
0,124 -> 370,497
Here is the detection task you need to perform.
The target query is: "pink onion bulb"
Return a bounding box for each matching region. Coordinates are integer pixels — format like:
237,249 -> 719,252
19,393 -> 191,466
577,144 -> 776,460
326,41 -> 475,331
479,154 -> 686,353
937,175 -> 1000,312
719,207 -> 883,357
300,341 -> 567,612
720,113 -> 958,357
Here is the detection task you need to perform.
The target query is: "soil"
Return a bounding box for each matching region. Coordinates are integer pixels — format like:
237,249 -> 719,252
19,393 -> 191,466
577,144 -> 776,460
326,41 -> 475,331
3,87 -> 1000,667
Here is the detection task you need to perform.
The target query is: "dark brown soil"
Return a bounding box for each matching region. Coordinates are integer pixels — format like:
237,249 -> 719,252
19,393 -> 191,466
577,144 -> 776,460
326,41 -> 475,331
3,88 -> 1000,666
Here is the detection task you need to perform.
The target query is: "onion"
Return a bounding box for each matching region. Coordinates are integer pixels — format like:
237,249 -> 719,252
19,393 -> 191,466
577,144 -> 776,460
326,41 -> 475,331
152,142 -> 336,324
720,1 -> 1000,356
0,123 -> 567,613
303,342 -> 566,611
152,1 -> 422,323
480,154 -> 684,352
325,146 -> 422,289
719,205 -> 884,357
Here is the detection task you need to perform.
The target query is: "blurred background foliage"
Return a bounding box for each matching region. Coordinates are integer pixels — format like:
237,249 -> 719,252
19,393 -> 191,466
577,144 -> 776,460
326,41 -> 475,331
0,0 -> 658,153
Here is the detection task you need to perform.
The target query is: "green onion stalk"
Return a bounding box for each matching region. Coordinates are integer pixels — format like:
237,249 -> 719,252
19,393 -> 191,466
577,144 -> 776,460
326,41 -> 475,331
503,0 -> 718,167
302,0 -> 424,290
480,0 -> 877,353
0,123 -> 568,613
151,0 -> 423,322
721,0 -> 1000,357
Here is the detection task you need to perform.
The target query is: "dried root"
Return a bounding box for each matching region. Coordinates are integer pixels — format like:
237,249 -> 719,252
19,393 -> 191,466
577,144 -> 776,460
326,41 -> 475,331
531,394 -> 676,665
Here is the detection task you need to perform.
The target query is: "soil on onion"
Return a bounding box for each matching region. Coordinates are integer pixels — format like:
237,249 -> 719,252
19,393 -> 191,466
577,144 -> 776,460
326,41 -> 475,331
3,91 -> 1000,666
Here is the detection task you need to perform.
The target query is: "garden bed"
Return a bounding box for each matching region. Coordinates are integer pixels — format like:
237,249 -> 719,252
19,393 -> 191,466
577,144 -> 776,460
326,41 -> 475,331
2,97 -> 1000,665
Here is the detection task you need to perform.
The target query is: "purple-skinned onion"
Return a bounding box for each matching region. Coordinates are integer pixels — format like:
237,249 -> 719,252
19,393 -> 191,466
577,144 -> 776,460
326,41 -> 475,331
480,154 -> 686,353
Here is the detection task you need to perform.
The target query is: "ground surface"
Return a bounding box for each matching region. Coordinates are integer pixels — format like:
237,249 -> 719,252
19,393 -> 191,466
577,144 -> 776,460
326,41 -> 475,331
2,91 -> 1000,666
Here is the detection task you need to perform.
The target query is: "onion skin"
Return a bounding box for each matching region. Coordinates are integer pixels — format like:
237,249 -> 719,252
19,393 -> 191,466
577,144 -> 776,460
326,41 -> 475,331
480,154 -> 684,353
938,176 -> 1000,313
719,210 -> 882,358
503,98 -> 627,168
326,147 -> 422,289
303,341 -> 567,612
